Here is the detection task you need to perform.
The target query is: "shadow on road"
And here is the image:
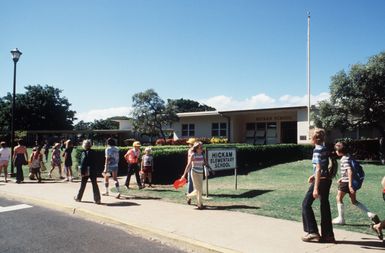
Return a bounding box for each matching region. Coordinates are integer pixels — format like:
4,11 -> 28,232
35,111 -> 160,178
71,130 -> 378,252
337,238 -> 385,250
206,204 -> 259,211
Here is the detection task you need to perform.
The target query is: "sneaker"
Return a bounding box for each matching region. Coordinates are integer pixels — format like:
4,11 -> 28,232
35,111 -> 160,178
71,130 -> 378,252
320,236 -> 336,244
301,233 -> 321,242
115,193 -> 121,199
74,196 -> 81,202
332,217 -> 346,225
371,214 -> 381,224
371,224 -> 384,240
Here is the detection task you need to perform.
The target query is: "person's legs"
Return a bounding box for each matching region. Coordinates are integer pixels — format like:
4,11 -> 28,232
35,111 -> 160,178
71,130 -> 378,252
103,175 -> 109,195
333,190 -> 346,224
16,163 -> 24,183
76,176 -> 89,201
134,164 -> 142,188
148,172 -> 152,187
125,164 -> 133,188
90,176 -> 101,203
112,171 -> 120,198
350,193 -> 380,223
302,183 -> 319,235
191,171 -> 203,208
319,180 -> 334,241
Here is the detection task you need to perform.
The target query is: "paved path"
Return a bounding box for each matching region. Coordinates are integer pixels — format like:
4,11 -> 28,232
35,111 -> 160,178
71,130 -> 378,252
0,178 -> 383,253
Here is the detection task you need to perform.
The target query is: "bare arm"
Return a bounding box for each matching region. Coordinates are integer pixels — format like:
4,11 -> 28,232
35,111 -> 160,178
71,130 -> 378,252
312,163 -> 321,199
181,155 -> 193,179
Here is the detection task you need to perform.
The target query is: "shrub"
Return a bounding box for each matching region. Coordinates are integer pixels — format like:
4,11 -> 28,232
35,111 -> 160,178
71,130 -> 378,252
76,143 -> 313,184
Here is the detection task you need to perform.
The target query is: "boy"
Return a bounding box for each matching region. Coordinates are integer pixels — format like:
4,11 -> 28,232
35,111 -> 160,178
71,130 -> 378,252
140,147 -> 154,188
302,129 -> 335,243
332,142 -> 380,225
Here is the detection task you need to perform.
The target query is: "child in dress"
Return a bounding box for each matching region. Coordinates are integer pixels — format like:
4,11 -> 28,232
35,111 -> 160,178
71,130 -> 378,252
29,146 -> 43,183
140,147 -> 154,188
49,143 -> 63,179
332,142 -> 380,225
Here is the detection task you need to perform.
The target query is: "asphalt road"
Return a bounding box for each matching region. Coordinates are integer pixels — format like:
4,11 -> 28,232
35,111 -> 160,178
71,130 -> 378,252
0,197 -> 186,253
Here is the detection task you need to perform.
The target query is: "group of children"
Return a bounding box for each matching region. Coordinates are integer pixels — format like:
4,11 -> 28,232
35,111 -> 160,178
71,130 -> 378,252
102,138 -> 154,198
302,128 -> 384,243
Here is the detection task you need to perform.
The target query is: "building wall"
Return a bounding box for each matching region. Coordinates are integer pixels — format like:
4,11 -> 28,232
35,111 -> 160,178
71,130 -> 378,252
173,115 -> 228,139
297,109 -> 310,144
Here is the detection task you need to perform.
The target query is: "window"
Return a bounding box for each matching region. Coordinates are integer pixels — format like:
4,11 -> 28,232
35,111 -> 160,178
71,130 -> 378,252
182,124 -> 195,137
212,122 -> 227,137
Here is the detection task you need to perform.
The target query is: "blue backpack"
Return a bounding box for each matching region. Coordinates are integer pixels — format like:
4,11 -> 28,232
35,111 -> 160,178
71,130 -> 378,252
350,159 -> 365,190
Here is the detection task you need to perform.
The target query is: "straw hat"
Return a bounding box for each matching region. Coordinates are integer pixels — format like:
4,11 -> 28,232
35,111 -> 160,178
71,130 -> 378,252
133,141 -> 141,147
186,138 -> 196,144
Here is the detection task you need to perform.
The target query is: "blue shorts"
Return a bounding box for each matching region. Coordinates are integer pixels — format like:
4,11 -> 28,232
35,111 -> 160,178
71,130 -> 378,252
106,166 -> 119,173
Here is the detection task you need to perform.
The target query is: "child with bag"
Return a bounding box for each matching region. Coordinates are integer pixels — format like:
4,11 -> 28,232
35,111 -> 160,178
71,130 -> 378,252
332,141 -> 380,225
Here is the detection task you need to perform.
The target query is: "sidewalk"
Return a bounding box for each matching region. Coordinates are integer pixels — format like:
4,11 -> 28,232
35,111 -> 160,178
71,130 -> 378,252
0,178 -> 383,253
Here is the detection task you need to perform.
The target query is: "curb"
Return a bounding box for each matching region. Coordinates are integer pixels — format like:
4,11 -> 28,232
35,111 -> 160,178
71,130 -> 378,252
1,191 -> 238,253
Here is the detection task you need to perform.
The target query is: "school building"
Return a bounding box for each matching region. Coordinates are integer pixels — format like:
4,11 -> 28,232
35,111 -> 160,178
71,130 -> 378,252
172,106 -> 310,144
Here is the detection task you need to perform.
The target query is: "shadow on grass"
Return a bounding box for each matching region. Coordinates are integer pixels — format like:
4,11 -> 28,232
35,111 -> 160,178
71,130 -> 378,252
145,188 -> 177,193
206,204 -> 259,211
210,189 -> 273,199
123,196 -> 161,200
337,238 -> 385,250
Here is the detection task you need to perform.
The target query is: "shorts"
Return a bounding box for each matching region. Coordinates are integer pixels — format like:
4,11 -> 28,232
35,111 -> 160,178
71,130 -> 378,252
338,182 -> 350,193
30,167 -> 40,174
64,161 -> 72,167
0,160 -> 8,167
106,165 -> 118,173
142,166 -> 153,174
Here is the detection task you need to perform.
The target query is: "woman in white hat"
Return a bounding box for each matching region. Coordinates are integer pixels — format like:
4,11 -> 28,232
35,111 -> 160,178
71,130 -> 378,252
124,141 -> 143,189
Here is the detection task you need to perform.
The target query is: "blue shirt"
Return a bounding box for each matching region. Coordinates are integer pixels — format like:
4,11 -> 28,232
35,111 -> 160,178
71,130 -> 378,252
312,144 -> 329,178
105,146 -> 119,169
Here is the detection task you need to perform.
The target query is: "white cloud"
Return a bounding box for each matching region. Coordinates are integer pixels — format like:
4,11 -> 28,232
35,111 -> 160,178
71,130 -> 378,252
76,106 -> 132,122
200,92 -> 329,111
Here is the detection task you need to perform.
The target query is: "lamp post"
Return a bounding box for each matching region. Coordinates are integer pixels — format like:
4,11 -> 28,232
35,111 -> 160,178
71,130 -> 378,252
10,48 -> 22,176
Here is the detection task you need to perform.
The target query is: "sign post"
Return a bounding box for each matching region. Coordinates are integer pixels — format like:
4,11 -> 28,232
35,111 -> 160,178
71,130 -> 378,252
205,148 -> 237,196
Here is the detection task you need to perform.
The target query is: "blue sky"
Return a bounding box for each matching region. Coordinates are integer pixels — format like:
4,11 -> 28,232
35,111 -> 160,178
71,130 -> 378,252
1,0 -> 385,122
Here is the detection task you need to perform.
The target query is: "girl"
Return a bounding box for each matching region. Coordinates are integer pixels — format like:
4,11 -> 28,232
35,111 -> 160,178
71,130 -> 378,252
103,138 -> 121,198
140,147 -> 153,188
181,141 -> 207,210
63,140 -> 74,181
0,142 -> 11,182
49,143 -> 63,179
13,139 -> 28,184
29,146 -> 43,183
301,129 -> 335,243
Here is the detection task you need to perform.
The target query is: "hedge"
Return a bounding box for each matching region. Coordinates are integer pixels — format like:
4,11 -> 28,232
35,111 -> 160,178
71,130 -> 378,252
75,144 -> 313,184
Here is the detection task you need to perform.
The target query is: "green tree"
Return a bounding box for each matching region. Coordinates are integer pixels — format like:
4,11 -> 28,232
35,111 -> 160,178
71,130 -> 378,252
167,98 -> 216,113
91,119 -> 119,130
132,89 -> 178,140
314,52 -> 385,136
0,85 -> 76,132
73,120 -> 92,131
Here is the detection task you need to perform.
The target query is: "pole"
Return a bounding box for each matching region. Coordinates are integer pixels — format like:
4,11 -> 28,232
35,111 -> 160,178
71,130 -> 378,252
10,61 -> 17,176
234,168 -> 237,190
307,12 -> 311,139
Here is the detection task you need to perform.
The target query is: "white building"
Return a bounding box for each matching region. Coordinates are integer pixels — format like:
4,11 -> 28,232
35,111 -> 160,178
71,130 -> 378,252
172,106 -> 310,144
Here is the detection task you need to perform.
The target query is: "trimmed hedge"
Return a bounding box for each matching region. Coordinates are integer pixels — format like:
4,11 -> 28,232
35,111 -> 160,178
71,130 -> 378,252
75,144 -> 313,184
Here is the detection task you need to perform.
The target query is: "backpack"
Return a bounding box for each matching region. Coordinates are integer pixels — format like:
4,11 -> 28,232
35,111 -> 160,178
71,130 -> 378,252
350,159 -> 365,190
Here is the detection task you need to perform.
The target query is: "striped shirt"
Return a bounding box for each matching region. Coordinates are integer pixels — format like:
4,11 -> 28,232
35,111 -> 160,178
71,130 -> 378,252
191,153 -> 205,173
312,145 -> 329,177
339,155 -> 352,183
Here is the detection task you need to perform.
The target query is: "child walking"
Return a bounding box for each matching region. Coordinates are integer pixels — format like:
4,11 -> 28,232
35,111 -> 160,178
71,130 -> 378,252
29,146 -> 43,183
103,138 -> 121,198
49,143 -> 63,179
301,129 -> 335,243
332,141 -> 380,225
140,147 -> 153,188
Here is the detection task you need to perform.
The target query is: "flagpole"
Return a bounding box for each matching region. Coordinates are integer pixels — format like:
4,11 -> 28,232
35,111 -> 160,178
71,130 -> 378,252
307,12 -> 311,140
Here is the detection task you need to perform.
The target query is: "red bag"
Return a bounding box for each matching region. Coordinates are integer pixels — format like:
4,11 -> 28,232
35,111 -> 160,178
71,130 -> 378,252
173,178 -> 187,189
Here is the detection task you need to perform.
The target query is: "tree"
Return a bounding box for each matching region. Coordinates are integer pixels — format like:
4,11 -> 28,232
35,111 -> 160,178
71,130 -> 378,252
0,85 -> 76,132
314,52 -> 385,136
167,98 -> 216,113
90,119 -> 119,130
73,120 -> 92,131
132,89 -> 178,140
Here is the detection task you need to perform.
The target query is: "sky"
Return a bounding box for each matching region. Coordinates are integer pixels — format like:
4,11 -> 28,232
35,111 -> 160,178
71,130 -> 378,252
1,0 -> 385,122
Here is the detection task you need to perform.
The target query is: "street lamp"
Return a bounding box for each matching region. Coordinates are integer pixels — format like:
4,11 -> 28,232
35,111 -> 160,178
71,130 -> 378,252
10,48 -> 22,176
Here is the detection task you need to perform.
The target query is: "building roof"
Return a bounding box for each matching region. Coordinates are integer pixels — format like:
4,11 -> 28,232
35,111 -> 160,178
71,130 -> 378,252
176,106 -> 307,118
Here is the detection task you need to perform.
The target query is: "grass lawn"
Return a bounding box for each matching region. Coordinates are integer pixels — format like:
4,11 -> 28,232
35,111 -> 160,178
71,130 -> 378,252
119,159 -> 385,235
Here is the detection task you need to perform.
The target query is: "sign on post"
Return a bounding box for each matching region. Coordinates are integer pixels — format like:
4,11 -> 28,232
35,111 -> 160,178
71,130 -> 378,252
205,148 -> 238,197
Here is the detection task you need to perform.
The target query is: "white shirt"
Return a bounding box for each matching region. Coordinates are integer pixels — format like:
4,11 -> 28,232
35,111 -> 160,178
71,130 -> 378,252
0,147 -> 11,161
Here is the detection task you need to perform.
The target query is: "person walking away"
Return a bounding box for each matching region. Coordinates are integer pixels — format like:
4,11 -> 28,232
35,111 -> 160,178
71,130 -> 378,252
185,138 -> 196,204
332,141 -> 380,225
13,139 -> 28,184
124,141 -> 142,189
43,141 -> 50,163
29,146 -> 43,183
140,147 -> 154,188
0,142 -> 11,182
301,129 -> 335,243
49,143 -> 63,179
181,141 -> 207,210
74,140 -> 101,204
103,138 -> 121,198
63,140 -> 74,181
